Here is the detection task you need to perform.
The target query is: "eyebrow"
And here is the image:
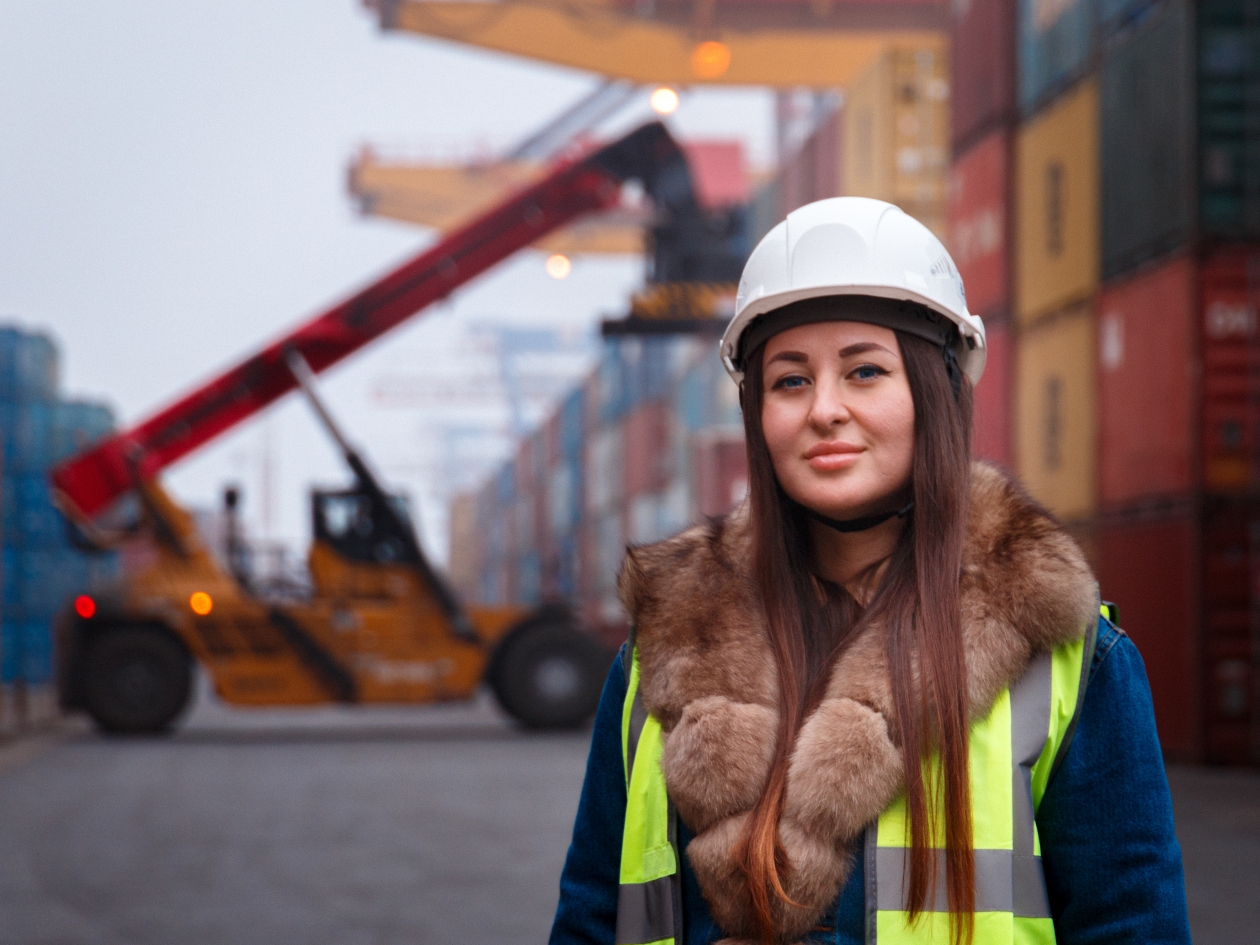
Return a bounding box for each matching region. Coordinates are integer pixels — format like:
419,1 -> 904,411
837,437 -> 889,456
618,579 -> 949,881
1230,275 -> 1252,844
839,342 -> 893,357
765,350 -> 809,366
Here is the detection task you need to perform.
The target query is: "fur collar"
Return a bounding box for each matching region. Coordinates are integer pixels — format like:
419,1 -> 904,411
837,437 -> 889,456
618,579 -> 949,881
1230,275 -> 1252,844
618,462 -> 1096,944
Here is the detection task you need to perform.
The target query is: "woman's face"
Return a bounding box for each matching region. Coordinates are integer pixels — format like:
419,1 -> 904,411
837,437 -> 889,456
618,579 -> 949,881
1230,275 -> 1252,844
760,320 -> 915,520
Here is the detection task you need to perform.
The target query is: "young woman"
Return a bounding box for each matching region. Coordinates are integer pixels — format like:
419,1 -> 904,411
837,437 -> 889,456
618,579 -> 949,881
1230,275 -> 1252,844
550,198 -> 1190,945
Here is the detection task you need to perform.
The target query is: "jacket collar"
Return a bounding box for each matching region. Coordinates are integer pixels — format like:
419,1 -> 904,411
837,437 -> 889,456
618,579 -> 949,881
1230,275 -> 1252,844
618,461 -> 1096,942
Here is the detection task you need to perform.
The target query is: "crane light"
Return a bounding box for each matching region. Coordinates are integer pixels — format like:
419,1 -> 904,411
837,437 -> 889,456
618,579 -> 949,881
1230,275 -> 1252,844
691,41 -> 731,79
545,254 -> 572,280
650,87 -> 680,115
190,592 -> 213,616
74,595 -> 96,619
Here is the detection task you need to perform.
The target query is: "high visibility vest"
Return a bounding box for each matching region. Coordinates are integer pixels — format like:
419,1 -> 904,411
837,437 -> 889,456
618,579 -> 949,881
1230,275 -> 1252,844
617,603 -> 1109,945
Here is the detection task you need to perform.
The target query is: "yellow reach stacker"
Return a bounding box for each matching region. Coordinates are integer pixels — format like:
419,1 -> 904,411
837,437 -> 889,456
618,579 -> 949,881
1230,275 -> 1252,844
50,123 -> 692,734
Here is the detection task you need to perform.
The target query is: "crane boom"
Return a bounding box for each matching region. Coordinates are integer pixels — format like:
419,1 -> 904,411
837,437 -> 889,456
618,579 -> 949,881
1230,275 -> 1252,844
52,122 -> 688,518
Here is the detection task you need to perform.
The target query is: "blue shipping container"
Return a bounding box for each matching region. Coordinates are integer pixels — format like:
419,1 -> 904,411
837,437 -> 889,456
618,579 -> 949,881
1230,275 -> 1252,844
0,327 -> 59,402
560,387 -> 585,461
1019,0 -> 1098,113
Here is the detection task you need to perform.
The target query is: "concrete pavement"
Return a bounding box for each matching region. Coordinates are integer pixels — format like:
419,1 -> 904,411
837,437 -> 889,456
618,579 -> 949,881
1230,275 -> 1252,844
0,679 -> 1256,945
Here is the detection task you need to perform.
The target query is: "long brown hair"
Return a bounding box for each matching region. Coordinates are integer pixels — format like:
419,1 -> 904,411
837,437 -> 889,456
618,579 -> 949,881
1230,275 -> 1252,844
735,325 -> 976,944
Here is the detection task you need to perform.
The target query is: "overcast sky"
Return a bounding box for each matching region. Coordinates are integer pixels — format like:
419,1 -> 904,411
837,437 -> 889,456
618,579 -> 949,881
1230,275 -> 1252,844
0,0 -> 772,563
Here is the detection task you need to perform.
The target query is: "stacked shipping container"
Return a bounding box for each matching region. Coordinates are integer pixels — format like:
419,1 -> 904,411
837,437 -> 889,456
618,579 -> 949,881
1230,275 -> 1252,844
0,325 -> 117,731
953,0 -> 1260,762
453,335 -> 747,645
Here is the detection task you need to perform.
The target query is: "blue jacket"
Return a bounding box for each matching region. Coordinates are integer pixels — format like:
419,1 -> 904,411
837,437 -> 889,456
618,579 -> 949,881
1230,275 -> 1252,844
550,618 -> 1191,944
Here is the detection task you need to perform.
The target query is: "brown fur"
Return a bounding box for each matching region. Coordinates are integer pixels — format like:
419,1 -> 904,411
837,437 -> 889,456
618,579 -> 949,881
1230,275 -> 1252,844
618,462 -> 1096,944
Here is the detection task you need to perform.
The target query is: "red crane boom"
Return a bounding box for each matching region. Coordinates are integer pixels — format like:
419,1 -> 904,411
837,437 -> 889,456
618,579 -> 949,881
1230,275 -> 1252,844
52,122 -> 686,518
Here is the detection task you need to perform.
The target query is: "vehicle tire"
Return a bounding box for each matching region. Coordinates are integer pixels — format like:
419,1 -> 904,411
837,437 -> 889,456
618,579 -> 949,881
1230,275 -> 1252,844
490,622 -> 610,730
81,626 -> 192,735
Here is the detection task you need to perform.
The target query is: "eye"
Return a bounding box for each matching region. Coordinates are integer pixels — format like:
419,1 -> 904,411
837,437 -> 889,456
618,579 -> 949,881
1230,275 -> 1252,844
771,374 -> 809,391
851,364 -> 888,381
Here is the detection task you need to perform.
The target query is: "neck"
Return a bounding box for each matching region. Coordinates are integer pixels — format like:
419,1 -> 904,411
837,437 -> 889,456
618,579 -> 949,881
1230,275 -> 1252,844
808,511 -> 906,596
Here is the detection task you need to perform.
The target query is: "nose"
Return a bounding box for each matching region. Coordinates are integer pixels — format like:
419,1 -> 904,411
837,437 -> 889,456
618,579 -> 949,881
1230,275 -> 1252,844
807,373 -> 852,431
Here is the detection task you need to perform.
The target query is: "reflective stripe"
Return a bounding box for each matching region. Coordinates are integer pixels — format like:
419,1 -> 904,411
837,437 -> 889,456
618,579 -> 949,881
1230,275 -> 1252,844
873,848 -> 1051,918
619,646 -> 682,945
616,870 -> 677,944
1009,652 -> 1053,918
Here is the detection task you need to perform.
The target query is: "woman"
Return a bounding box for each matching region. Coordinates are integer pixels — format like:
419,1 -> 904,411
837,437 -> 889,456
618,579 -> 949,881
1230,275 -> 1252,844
551,198 -> 1190,945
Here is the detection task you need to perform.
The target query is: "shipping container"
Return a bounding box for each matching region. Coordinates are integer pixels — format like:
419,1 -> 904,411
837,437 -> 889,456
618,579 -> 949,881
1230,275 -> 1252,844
1015,79 -> 1100,325
749,176 -> 783,244
1101,0 -> 1194,279
842,45 -> 950,239
1095,507 -> 1201,759
1201,245 -> 1260,493
1098,253 -> 1197,506
1015,303 -> 1098,519
623,400 -> 672,499
1199,0 -> 1260,239
780,106 -> 842,215
586,423 -> 623,515
949,129 -> 1012,320
1019,0 -> 1097,113
973,320 -> 1014,469
0,329 -> 58,402
951,0 -> 1018,152
560,386 -> 585,461
447,493 -> 480,601
695,431 -> 749,519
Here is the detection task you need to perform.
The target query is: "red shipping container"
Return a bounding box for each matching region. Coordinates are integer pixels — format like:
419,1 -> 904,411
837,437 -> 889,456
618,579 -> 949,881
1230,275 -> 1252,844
949,130 -> 1011,321
1095,510 -> 1201,760
696,432 -> 749,519
1200,246 -> 1260,493
973,320 -> 1013,468
622,401 -> 672,498
1097,253 -> 1196,508
780,109 -> 841,215
950,0 -> 1017,153
681,141 -> 750,210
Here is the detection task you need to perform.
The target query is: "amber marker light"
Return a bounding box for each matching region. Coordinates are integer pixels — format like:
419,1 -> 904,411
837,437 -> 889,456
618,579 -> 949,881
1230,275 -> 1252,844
545,253 -> 572,279
190,591 -> 213,616
690,41 -> 731,79
74,595 -> 96,619
650,86 -> 680,115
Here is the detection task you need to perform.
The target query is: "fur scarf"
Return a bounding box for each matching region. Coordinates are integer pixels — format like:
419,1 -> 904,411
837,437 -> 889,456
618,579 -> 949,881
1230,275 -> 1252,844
617,461 -> 1096,944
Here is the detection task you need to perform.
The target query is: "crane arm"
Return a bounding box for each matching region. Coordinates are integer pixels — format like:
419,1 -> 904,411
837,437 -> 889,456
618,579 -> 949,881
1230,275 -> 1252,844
51,122 -> 688,519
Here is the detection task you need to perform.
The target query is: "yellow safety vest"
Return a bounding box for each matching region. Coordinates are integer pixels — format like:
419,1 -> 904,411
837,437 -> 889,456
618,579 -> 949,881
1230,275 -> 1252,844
617,603 -> 1110,945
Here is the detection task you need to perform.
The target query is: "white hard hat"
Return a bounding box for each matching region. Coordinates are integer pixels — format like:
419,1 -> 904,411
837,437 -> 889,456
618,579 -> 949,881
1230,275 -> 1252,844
720,197 -> 986,386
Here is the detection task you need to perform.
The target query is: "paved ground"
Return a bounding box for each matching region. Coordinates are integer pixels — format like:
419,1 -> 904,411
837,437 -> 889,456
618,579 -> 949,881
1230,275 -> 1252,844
0,679 -> 1256,945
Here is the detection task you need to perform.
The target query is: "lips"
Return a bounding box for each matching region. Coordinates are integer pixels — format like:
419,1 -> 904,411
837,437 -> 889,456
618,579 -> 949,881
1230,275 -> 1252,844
803,441 -> 863,459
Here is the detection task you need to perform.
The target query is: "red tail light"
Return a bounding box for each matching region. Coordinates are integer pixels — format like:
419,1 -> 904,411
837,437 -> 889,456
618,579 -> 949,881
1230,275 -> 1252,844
74,595 -> 97,619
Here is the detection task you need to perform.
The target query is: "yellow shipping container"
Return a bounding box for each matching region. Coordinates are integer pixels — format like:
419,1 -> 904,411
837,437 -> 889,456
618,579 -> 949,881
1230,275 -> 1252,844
842,45 -> 950,239
1016,302 -> 1097,520
1015,79 -> 1100,325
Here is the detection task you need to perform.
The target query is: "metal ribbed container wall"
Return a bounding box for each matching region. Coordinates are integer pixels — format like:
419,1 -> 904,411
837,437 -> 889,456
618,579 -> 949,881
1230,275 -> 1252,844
1101,0 -> 1194,279
1095,508 -> 1200,759
696,432 -> 749,519
1016,303 -> 1097,520
623,400 -> 672,500
780,108 -> 841,215
1015,79 -> 1100,325
973,321 -> 1013,468
951,0 -> 1017,152
1200,0 -> 1260,239
0,329 -> 57,402
949,129 -> 1012,320
1097,499 -> 1260,764
1019,0 -> 1097,113
1098,254 -> 1197,507
1201,245 -> 1260,492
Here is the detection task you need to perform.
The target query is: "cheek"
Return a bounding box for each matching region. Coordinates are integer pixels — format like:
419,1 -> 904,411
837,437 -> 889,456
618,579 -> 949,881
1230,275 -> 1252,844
874,390 -> 916,473
760,399 -> 804,469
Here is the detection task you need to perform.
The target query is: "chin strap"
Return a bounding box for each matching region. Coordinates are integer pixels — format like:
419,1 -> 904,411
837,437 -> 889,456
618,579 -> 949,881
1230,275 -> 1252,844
802,500 -> 915,533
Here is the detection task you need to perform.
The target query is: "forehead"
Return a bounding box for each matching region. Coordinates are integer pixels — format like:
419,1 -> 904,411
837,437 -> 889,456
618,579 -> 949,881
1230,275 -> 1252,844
762,320 -> 901,360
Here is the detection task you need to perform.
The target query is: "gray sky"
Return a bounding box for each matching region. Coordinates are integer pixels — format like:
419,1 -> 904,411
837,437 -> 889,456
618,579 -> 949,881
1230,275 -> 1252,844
0,0 -> 772,562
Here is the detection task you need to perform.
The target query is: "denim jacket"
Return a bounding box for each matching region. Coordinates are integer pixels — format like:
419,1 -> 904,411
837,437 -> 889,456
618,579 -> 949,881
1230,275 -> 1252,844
550,618 -> 1192,944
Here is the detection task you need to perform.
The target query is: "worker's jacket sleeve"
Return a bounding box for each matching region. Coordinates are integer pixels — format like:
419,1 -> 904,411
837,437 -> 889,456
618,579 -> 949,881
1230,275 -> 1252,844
1038,622 -> 1193,944
549,646 -> 629,945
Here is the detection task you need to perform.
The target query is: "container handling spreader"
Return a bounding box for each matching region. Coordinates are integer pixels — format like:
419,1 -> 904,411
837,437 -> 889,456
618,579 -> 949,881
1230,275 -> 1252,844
48,122 -> 696,734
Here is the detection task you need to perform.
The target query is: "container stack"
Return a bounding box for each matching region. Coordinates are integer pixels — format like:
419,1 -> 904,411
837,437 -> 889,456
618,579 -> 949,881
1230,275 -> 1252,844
1092,0 -> 1260,765
955,0 -> 1260,762
0,325 -> 117,731
453,334 -> 745,644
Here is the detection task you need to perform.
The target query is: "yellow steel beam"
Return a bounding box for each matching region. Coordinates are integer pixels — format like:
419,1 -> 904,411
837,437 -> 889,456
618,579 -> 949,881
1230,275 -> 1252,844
350,156 -> 645,253
371,0 -> 946,88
